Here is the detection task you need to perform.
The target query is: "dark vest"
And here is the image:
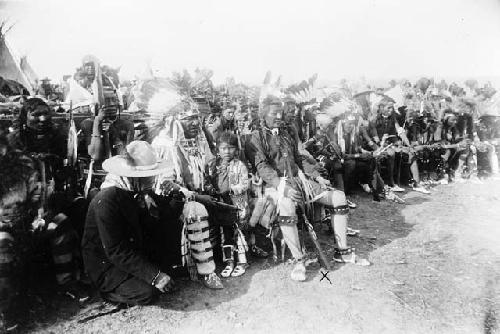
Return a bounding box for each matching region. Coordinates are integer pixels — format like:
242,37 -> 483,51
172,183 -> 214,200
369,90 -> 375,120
456,114 -> 474,140
375,115 -> 397,138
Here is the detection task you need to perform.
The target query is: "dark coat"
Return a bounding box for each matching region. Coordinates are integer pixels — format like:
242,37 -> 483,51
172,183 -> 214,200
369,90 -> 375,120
247,128 -> 303,188
246,127 -> 320,189
370,114 -> 398,140
7,125 -> 67,158
82,187 -> 159,292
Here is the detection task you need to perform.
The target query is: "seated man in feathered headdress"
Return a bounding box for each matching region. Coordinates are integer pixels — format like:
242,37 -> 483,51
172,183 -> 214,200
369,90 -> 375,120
246,96 -> 355,282
366,97 -> 414,192
307,111 -> 388,202
149,89 -> 224,290
439,101 -> 481,182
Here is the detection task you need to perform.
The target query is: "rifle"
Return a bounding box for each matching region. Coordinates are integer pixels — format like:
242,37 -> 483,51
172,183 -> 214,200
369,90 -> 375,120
324,141 -> 344,163
298,204 -> 331,271
393,141 -> 469,154
304,134 -> 344,164
373,143 -> 394,157
212,190 -> 240,211
195,189 -> 240,211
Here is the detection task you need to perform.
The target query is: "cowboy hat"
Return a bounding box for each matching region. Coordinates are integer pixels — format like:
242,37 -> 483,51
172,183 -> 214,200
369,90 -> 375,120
102,140 -> 173,178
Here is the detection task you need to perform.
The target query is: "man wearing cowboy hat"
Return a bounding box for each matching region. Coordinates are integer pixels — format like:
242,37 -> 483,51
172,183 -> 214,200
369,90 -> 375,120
82,141 -> 176,305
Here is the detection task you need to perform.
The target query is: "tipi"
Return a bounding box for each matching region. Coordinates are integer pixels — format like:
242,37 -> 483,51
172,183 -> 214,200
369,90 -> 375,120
0,22 -> 37,95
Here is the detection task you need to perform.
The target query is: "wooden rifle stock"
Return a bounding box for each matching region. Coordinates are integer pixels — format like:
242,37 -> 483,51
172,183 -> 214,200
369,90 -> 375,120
393,141 -> 470,153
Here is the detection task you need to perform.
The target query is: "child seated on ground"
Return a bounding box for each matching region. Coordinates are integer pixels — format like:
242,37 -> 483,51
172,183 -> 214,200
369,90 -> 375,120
206,132 -> 251,278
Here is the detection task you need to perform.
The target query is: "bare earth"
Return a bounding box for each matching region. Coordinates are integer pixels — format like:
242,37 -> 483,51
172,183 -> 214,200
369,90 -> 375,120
21,180 -> 500,333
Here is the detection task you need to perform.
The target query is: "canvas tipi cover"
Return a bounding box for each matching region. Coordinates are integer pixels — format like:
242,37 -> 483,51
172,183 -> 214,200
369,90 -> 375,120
0,23 -> 36,94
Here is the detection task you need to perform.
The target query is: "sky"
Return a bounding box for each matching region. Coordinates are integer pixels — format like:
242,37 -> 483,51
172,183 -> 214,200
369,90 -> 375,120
1,0 -> 500,86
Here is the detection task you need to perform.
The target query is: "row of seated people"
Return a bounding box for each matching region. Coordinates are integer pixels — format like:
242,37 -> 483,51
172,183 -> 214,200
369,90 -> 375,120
1,92 -> 499,315
0,95 -> 353,315
303,97 -> 499,205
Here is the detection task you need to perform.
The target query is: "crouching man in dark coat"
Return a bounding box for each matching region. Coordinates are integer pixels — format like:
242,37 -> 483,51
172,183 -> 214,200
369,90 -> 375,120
82,141 -> 176,305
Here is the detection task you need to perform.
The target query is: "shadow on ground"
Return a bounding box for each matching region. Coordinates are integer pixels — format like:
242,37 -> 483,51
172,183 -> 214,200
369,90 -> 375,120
7,187 -> 432,333
300,190 -> 430,276
6,230 -> 274,333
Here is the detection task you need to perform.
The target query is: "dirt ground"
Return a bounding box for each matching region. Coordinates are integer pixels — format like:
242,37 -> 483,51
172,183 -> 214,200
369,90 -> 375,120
9,179 -> 500,333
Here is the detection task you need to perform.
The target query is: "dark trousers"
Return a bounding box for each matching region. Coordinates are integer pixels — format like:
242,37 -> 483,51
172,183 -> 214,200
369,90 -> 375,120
377,152 -> 395,187
323,158 -> 346,192
344,157 -> 385,194
222,225 -> 236,246
99,209 -> 182,306
208,205 -> 239,262
102,274 -> 157,305
324,157 -> 384,194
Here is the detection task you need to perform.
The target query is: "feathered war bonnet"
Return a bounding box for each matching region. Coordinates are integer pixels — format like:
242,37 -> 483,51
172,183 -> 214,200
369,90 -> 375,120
148,87 -> 201,155
148,88 -> 199,121
320,90 -> 360,120
259,95 -> 284,118
148,87 -> 209,190
147,87 -> 201,144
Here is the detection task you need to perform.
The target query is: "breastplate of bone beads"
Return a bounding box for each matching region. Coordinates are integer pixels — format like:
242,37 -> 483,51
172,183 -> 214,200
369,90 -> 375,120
180,138 -> 202,156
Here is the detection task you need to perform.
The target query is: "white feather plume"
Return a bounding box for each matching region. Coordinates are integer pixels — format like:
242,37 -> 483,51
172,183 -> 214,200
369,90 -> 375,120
385,85 -> 404,108
148,88 -> 184,117
323,97 -> 358,119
